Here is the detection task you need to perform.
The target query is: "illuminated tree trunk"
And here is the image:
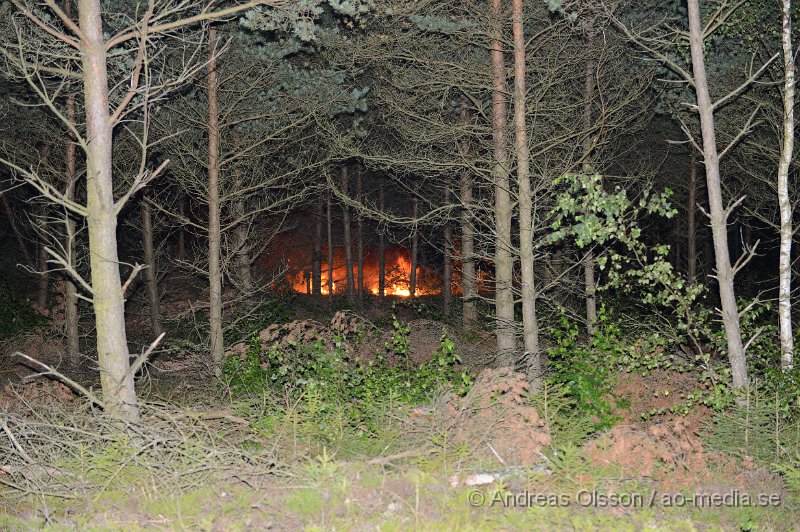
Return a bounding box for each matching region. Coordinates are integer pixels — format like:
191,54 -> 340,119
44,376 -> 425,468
491,0 -> 516,365
583,33 -> 597,335
356,165 -> 365,306
64,80 -> 80,364
312,195 -> 323,296
460,102 -> 477,325
233,178 -> 253,297
779,0 -> 795,370
141,197 -> 163,337
327,190 -> 334,302
513,0 -> 541,388
341,165 -> 356,307
36,222 -> 49,309
687,147 -> 698,283
409,193 -> 419,298
443,185 -> 452,317
378,183 -> 386,298
207,26 -> 224,375
687,0 -> 748,388
79,0 -> 137,419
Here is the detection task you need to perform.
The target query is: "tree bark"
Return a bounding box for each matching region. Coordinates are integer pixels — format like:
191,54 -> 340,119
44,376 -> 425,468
460,102 -> 478,325
779,0 -> 795,370
512,0 -> 541,388
443,186 -> 452,317
233,178 -> 253,297
36,221 -> 49,309
64,75 -> 80,364
356,165 -> 365,306
207,26 -> 224,375
687,0 -> 748,389
79,0 -> 137,420
312,194 -> 323,296
141,197 -> 163,337
491,0 -> 516,365
409,193 -> 419,298
583,33 -> 597,335
341,166 -> 356,307
687,147 -> 698,283
176,196 -> 186,260
378,183 -> 386,299
327,190 -> 334,302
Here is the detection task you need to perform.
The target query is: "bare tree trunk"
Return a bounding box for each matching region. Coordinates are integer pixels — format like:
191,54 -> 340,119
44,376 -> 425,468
460,102 -> 478,325
687,0 -> 748,389
687,147 -> 698,283
79,0 -> 136,420
443,186 -> 452,317
583,34 -> 597,335
1,194 -> 34,267
356,165 -> 365,306
141,197 -> 163,337
176,196 -> 186,260
207,26 -> 224,375
36,220 -> 48,309
513,0 -> 541,389
491,0 -> 516,365
312,195 -> 323,296
409,194 -> 419,298
327,190 -> 334,302
341,166 -> 356,307
64,76 -> 80,364
233,182 -> 253,297
779,0 -> 795,370
378,183 -> 386,299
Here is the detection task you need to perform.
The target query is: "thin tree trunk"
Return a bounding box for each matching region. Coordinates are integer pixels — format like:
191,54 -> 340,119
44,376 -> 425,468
141,197 -> 163,337
491,0 -> 516,365
779,0 -> 795,370
327,190 -> 334,302
513,0 -> 541,389
341,166 -> 356,307
687,0 -> 748,388
378,184 -> 386,299
1,194 -> 34,267
687,147 -> 698,283
460,101 -> 477,325
233,182 -> 253,297
583,34 -> 597,335
79,0 -> 137,420
63,69 -> 80,364
409,193 -> 419,298
443,186 -> 452,317
207,26 -> 224,375
356,166 -> 365,306
36,221 -> 48,309
312,195 -> 323,296
176,196 -> 186,260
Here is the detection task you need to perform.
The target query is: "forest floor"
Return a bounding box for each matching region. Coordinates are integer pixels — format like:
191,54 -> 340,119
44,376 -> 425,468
1,293 -> 799,530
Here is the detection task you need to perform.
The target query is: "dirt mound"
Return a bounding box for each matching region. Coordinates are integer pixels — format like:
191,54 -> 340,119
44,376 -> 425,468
613,370 -> 709,423
419,367 -> 551,466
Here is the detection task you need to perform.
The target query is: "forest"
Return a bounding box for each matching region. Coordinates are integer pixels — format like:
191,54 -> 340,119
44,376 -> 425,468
1,0 -> 800,529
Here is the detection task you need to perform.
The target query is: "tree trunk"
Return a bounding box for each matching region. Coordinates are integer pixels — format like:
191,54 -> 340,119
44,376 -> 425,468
583,34 -> 597,335
64,78 -> 80,364
409,193 -> 419,298
327,190 -> 334,302
1,194 -> 34,267
312,195 -> 323,296
779,0 -> 795,370
443,186 -> 452,317
460,102 -> 478,325
378,183 -> 386,299
79,0 -> 137,420
341,166 -> 356,307
176,196 -> 186,260
141,197 -> 163,337
207,26 -> 224,375
687,0 -> 748,389
491,0 -> 516,365
356,166 -> 365,306
687,147 -> 698,283
233,182 -> 253,297
512,0 -> 541,389
36,221 -> 48,309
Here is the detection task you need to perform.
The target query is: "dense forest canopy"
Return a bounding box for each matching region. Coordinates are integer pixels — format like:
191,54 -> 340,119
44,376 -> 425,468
1,0 -> 800,528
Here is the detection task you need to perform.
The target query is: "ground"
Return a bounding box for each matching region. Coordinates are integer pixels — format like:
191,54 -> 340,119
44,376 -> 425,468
1,293 -> 798,530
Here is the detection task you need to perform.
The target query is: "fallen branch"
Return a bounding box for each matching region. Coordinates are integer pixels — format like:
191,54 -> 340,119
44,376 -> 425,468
13,351 -> 105,409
